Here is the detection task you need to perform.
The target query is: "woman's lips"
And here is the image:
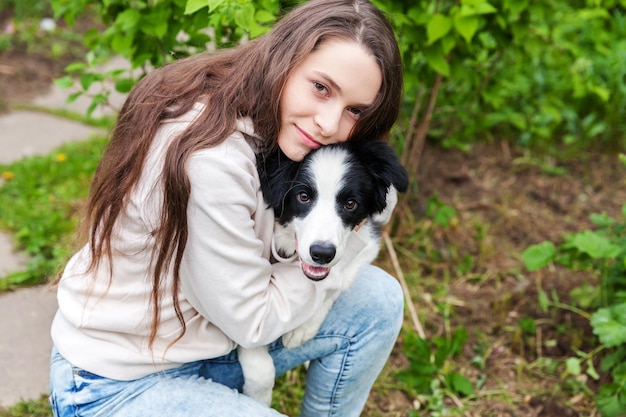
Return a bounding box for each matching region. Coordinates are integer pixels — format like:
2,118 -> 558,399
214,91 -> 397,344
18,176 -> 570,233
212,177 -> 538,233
295,126 -> 322,150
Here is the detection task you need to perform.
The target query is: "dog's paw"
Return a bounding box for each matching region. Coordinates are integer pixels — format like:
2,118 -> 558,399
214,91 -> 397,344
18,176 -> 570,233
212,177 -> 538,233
242,382 -> 273,406
282,324 -> 318,349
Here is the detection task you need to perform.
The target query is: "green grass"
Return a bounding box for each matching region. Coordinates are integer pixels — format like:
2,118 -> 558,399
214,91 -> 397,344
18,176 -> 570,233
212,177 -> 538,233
0,396 -> 51,417
0,135 -> 108,289
272,366 -> 307,414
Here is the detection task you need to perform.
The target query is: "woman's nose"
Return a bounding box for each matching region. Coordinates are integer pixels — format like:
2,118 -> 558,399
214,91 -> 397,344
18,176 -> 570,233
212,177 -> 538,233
314,105 -> 342,139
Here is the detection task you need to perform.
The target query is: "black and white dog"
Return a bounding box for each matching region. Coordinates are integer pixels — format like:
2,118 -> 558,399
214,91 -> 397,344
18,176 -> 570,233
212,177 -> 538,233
238,140 -> 408,404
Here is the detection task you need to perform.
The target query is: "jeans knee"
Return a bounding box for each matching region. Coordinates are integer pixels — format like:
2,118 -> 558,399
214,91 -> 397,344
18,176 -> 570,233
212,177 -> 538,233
380,273 -> 404,333
359,265 -> 405,336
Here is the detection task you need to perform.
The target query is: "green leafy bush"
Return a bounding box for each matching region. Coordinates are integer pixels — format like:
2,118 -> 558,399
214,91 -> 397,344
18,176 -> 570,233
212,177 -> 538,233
522,163 -> 626,416
377,0 -> 626,172
50,0 -> 284,116
397,328 -> 474,415
49,0 -> 626,172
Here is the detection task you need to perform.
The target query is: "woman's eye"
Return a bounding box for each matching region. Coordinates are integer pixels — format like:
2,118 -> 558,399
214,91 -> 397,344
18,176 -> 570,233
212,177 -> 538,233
298,192 -> 310,203
345,199 -> 357,210
313,82 -> 329,95
347,107 -> 363,119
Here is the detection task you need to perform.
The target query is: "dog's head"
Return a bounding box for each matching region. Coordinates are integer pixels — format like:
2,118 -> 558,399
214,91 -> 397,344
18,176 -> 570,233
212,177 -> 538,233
257,141 -> 408,280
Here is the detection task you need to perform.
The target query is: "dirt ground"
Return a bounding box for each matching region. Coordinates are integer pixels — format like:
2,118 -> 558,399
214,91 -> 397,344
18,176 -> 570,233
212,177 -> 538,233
0,10 -> 87,111
0,47 -> 70,109
375,142 -> 625,416
3,15 -> 625,417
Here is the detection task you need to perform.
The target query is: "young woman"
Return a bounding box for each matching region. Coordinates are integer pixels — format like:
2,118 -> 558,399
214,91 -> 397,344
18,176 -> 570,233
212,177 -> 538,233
49,0 -> 404,415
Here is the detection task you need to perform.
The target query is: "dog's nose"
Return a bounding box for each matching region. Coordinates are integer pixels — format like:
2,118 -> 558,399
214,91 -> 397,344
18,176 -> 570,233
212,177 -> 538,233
310,243 -> 336,264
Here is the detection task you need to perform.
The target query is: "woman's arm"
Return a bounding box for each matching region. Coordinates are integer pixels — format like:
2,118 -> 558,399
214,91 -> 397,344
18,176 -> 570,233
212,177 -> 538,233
180,139 -> 347,348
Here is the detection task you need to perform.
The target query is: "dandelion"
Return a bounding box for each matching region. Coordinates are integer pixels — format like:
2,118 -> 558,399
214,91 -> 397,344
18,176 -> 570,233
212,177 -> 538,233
2,171 -> 15,180
56,153 -> 67,162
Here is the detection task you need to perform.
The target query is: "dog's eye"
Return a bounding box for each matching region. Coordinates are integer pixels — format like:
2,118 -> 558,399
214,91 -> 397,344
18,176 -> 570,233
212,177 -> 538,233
345,200 -> 358,210
298,192 -> 310,203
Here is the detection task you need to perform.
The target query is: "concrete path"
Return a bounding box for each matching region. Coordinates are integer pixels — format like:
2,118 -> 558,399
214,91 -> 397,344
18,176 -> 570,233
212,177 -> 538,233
0,57 -> 129,408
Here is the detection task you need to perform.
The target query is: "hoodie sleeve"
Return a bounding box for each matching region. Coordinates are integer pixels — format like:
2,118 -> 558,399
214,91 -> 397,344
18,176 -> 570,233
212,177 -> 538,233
179,135 -> 346,348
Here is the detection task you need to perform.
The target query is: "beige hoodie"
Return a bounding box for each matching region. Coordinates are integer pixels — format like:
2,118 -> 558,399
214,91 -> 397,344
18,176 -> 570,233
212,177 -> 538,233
51,103 -> 360,380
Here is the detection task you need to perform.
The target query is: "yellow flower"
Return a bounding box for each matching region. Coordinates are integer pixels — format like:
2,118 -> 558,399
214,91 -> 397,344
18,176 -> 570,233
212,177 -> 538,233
56,153 -> 67,162
2,171 -> 15,180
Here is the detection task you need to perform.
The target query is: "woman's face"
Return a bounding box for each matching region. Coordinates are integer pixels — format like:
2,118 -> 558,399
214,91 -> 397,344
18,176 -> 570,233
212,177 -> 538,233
278,39 -> 382,161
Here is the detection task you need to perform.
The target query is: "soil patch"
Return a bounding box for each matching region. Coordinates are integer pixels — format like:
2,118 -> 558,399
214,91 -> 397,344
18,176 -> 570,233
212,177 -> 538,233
372,141 -> 625,415
0,12 -> 87,111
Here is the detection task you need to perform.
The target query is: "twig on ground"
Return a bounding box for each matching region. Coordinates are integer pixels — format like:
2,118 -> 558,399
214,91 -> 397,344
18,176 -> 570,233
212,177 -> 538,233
383,230 -> 426,339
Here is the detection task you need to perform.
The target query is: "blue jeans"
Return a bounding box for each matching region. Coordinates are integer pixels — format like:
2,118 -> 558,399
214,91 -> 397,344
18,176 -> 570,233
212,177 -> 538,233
49,265 -> 404,416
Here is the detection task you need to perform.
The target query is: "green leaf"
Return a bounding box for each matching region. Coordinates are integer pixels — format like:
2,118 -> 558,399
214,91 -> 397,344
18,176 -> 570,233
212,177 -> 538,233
504,0 -> 529,16
138,5 -> 170,38
601,347 -> 626,372
538,288 -> 550,313
433,205 -> 457,227
569,230 -> 620,259
64,62 -> 87,72
565,357 -> 581,375
54,76 -> 74,89
613,362 -> 626,380
596,383 -> 626,417
441,35 -> 457,54
66,92 -> 82,104
593,86 -> 611,103
427,14 -> 452,45
449,327 -> 469,357
115,78 -> 135,93
423,47 -> 450,76
591,304 -> 626,348
140,20 -> 168,38
255,10 -> 275,23
234,3 -> 256,32
518,317 -> 536,335
115,9 -> 141,32
587,358 -> 600,380
454,14 -> 480,43
521,241 -> 556,271
208,0 -> 226,12
446,372 -> 474,395
111,32 -> 135,59
185,0 -> 207,14
459,2 -> 498,16
79,73 -> 97,91
407,6 -> 429,25
589,212 -> 615,227
569,282 -> 598,309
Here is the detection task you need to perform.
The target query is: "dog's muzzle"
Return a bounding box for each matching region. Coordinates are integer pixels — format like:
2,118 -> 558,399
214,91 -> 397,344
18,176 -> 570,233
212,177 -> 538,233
301,261 -> 331,281
300,243 -> 336,281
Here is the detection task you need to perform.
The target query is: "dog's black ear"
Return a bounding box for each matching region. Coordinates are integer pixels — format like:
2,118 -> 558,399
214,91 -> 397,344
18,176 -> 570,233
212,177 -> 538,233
351,141 -> 409,193
256,148 -> 299,215
344,140 -> 408,216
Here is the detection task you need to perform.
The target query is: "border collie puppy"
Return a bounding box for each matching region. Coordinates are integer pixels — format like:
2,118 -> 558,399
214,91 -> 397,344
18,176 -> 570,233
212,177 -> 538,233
238,140 -> 408,404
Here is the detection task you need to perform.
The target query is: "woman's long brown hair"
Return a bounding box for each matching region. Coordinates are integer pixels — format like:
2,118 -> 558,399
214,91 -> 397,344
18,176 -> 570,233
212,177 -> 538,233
72,0 -> 403,348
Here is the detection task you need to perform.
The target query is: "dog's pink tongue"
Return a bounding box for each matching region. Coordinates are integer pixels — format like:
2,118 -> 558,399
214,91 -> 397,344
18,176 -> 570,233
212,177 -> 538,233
301,261 -> 330,281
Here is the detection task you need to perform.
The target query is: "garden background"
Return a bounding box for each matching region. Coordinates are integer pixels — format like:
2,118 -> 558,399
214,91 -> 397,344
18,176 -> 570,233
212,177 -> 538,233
1,0 -> 626,416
